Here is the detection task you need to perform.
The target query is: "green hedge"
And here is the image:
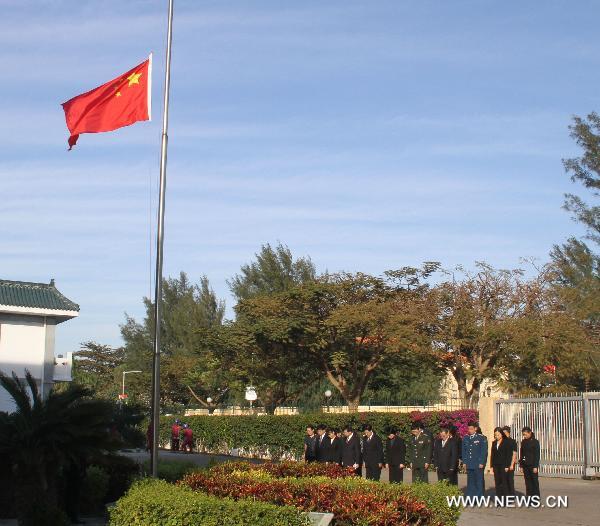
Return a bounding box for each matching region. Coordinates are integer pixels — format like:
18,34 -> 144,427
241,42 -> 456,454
158,409 -> 477,459
109,479 -> 310,526
140,459 -> 200,482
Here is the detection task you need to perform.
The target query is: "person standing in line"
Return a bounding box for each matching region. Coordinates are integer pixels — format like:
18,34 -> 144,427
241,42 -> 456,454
501,426 -> 517,495
490,427 -> 513,499
327,427 -> 343,465
304,425 -> 317,463
462,421 -> 488,497
315,424 -> 330,463
171,419 -> 182,451
520,426 -> 541,497
384,427 -> 406,483
432,426 -> 458,483
449,425 -> 461,485
181,423 -> 194,453
361,424 -> 385,481
342,425 -> 362,476
408,422 -> 432,483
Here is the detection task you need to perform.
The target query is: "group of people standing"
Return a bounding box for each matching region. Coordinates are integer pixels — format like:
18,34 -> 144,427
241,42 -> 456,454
303,421 -> 459,484
169,419 -> 195,452
304,420 -> 541,499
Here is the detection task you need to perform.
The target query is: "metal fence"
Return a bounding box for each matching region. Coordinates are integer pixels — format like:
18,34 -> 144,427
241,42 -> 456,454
495,392 -> 600,478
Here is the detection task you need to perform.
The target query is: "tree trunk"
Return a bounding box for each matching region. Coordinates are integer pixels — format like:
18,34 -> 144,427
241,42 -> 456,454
347,398 -> 360,413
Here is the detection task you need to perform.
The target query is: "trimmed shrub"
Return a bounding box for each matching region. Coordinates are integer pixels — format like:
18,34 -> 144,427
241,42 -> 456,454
181,466 -> 462,526
109,479 -> 310,526
95,454 -> 140,503
140,459 -> 200,482
212,461 -> 355,479
80,465 -> 109,514
404,481 -> 462,526
158,409 -> 478,459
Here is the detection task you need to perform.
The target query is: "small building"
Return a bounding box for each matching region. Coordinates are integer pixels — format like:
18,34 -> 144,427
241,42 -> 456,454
0,279 -> 79,412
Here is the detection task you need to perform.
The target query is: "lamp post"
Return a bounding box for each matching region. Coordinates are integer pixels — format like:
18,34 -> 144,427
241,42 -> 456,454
245,386 -> 257,414
121,370 -> 142,401
324,389 -> 332,413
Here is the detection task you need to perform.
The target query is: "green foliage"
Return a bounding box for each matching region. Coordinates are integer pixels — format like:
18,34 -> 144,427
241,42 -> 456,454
140,459 -> 200,482
80,465 -> 109,514
562,112 -> 600,245
0,371 -> 118,523
17,502 -> 69,526
109,479 -> 310,526
95,453 -> 141,503
120,272 -> 225,406
404,481 -> 462,526
157,410 -> 477,460
72,341 -> 124,400
228,242 -> 316,301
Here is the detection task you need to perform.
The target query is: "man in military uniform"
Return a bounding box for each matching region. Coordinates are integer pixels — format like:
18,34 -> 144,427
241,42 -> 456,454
462,421 -> 488,497
408,422 -> 432,483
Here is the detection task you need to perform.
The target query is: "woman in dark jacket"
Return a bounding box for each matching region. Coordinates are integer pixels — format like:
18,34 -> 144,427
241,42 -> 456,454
520,426 -> 541,497
490,427 -> 514,497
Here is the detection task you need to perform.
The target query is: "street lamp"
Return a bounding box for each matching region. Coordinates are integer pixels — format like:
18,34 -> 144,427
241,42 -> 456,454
324,389 -> 332,413
245,386 -> 258,414
121,370 -> 142,401
206,397 -> 213,404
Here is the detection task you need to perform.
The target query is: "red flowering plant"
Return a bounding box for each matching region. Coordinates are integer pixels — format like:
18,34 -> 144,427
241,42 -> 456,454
181,471 -> 436,525
180,463 -> 462,526
410,409 -> 478,438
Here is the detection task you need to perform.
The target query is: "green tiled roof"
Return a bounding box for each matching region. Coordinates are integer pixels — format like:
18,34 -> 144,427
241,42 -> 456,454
0,279 -> 79,312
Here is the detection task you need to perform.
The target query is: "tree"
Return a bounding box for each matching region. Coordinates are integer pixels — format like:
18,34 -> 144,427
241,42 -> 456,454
238,268 -> 437,413
213,295 -> 320,414
431,263 -> 598,404
430,264 -> 525,407
562,112 -> 600,245
0,371 -> 117,525
120,272 -> 225,407
72,341 -> 124,399
228,242 -> 316,301
547,112 -> 600,388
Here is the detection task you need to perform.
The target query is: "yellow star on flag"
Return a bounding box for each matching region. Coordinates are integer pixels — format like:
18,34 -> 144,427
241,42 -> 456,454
115,91 -> 122,97
127,72 -> 142,87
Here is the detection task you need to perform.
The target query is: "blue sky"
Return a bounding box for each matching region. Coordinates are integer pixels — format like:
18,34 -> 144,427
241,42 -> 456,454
1,0 -> 599,355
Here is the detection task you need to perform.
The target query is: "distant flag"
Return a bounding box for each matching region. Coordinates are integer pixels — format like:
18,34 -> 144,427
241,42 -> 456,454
61,55 -> 152,150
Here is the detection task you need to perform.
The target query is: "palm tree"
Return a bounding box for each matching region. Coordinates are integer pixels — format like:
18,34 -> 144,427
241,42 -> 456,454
0,370 -> 119,525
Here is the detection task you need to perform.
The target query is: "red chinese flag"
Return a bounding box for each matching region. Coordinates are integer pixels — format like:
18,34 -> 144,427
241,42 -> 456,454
62,55 -> 152,149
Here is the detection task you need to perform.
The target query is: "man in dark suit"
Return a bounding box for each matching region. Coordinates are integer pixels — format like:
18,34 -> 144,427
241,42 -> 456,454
361,424 -> 384,481
304,425 -> 317,463
342,425 -> 362,476
327,427 -> 343,464
384,427 -> 406,483
315,424 -> 330,462
432,426 -> 458,483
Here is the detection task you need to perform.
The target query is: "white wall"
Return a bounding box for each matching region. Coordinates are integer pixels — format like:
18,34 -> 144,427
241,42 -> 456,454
0,314 -> 46,412
0,315 -> 46,378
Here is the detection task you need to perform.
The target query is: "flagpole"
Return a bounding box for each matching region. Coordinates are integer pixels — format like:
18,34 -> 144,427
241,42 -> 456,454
151,0 -> 174,478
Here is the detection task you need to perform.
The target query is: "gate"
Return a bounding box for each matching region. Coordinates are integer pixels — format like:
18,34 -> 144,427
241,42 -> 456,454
495,392 -> 600,478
